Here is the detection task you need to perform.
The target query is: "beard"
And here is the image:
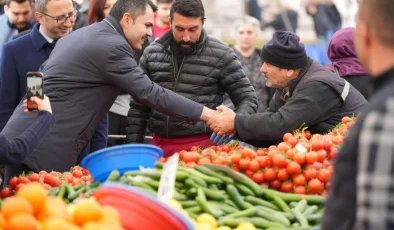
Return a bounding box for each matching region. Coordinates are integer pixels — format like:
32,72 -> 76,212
177,40 -> 196,54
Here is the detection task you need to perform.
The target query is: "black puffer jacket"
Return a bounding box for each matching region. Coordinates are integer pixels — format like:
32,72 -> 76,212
126,30 -> 258,143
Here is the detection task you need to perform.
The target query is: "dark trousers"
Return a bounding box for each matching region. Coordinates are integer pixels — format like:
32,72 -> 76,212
107,112 -> 127,146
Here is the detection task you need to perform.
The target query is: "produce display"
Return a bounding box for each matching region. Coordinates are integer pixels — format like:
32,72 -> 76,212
105,162 -> 325,230
158,116 -> 355,195
1,166 -> 93,199
0,183 -> 124,230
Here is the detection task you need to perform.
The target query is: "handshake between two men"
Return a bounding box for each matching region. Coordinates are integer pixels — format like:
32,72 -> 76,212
201,105 -> 237,145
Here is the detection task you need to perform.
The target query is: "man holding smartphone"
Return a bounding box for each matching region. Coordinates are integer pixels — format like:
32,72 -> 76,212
0,0 -> 218,183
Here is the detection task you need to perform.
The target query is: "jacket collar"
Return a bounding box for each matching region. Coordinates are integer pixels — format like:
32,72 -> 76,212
103,15 -> 126,38
287,57 -> 314,95
372,67 -> 394,92
156,29 -> 207,54
30,23 -> 50,51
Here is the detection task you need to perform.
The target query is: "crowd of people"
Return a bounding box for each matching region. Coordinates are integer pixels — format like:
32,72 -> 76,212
0,0 -> 393,228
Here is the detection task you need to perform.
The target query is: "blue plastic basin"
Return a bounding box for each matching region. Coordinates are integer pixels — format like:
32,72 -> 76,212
81,144 -> 163,182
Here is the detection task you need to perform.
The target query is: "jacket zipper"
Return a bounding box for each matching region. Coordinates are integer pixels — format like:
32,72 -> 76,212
165,55 -> 186,138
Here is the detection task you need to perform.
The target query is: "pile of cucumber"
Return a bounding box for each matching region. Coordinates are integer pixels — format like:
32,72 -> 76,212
106,163 -> 325,230
47,182 -> 100,203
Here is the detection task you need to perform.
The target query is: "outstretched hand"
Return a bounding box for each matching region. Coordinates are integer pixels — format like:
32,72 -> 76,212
23,95 -> 52,114
206,105 -> 236,135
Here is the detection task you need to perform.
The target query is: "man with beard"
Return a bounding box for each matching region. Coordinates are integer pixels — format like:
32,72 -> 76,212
126,0 -> 258,157
0,0 -> 34,58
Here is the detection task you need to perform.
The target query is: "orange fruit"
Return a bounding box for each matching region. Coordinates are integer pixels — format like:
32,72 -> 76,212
42,218 -> 73,230
17,183 -> 47,214
73,199 -> 102,226
100,206 -> 120,222
0,212 -> 7,229
37,197 -> 67,221
2,197 -> 34,221
7,213 -> 38,230
82,222 -> 106,230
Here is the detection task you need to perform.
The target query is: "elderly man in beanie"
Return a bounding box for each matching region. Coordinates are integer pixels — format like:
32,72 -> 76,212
208,31 -> 368,147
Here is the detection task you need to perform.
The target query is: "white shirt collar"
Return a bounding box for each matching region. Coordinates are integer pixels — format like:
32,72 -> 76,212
39,25 -> 54,43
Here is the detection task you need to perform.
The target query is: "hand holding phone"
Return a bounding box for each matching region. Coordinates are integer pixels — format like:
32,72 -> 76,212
23,95 -> 52,114
26,72 -> 44,111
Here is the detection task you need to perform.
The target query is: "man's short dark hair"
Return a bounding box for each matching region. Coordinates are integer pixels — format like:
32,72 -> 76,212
170,0 -> 205,20
6,0 -> 31,6
359,0 -> 394,47
157,0 -> 173,4
110,0 -> 157,21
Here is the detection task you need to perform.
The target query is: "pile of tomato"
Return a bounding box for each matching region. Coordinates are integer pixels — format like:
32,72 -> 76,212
159,116 -> 355,196
1,166 -> 92,199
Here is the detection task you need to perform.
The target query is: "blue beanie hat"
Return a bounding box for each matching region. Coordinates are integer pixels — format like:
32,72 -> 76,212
262,31 -> 308,69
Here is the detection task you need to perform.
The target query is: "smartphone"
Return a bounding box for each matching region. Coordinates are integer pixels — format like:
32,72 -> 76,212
26,72 -> 44,111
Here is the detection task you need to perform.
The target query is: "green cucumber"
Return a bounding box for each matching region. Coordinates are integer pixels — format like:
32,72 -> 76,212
225,207 -> 257,218
273,196 -> 291,213
256,207 -> 290,227
245,196 -> 279,210
242,217 -> 284,229
294,200 -> 308,213
235,183 -> 255,196
146,179 -> 160,190
179,168 -> 223,184
186,187 -> 197,197
261,187 -> 325,205
226,184 -> 245,210
208,201 -> 240,214
302,205 -> 319,217
180,200 -> 198,209
48,187 -> 59,196
155,161 -> 164,169
107,170 -> 120,181
291,209 -> 309,227
307,213 -> 323,225
185,205 -> 201,213
194,165 -> 234,184
188,174 -> 208,187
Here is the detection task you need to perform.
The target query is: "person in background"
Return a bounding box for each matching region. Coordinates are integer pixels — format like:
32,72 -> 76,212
152,0 -> 172,40
224,16 -> 274,113
87,0 -> 115,24
322,0 -> 394,228
126,0 -> 258,157
0,0 -> 34,58
261,0 -> 298,33
208,31 -> 367,147
0,0 -> 5,14
0,96 -> 55,165
327,27 -> 370,100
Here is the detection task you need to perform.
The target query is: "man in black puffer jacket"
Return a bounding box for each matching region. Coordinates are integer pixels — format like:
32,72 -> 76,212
126,0 -> 258,157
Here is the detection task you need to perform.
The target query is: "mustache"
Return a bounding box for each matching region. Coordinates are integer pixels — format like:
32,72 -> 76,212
180,40 -> 194,45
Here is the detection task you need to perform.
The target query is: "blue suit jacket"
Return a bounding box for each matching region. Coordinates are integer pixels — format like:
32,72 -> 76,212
0,23 -> 108,153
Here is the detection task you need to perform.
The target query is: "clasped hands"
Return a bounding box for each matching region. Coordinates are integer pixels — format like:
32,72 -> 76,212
202,105 -> 236,145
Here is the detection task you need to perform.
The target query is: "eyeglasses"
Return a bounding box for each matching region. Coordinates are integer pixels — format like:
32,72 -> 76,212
38,10 -> 77,24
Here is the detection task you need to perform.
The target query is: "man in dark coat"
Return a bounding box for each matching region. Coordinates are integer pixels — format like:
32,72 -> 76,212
126,0 -> 257,157
0,0 -> 217,182
208,31 -> 368,147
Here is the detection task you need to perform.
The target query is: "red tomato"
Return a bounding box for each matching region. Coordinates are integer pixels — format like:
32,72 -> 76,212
286,137 -> 299,148
303,130 -> 311,140
283,133 -> 293,142
179,150 -> 187,160
16,183 -> 26,191
28,173 -> 40,182
249,160 -> 260,172
239,159 -> 251,170
328,147 -> 338,161
201,148 -> 216,158
256,149 -> 266,156
9,177 -> 18,190
317,169 -> 331,183
231,165 -> 240,172
39,170 -> 48,177
287,161 -> 301,175
215,146 -> 223,152
241,148 -> 257,159
294,186 -> 307,194
273,155 -> 287,168
17,176 -> 30,184
72,170 -> 84,179
264,168 -> 276,181
313,162 -> 323,170
198,157 -> 212,165
277,168 -> 289,181
252,171 -> 264,184
212,156 -> 226,165
190,146 -> 199,152
231,154 -> 242,165
293,174 -> 307,186
332,136 -> 344,145
245,170 -> 254,179
303,168 -> 317,181
186,162 -> 197,168
268,145 -> 277,151
305,152 -> 318,164
341,116 -> 352,124
1,187 -> 13,199
256,156 -> 269,168
43,183 -> 52,190
183,152 -> 199,163
311,140 -> 324,151
270,180 -> 282,189
316,150 -> 327,162
44,174 -> 61,187
308,179 -> 323,194
293,153 -> 306,165
280,181 -> 294,193
267,149 -> 277,162
222,145 -> 231,153
323,139 -> 333,151
158,157 -> 166,163
277,142 -> 291,153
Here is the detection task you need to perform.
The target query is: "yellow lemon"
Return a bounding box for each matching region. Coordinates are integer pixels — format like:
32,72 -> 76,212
197,213 -> 217,229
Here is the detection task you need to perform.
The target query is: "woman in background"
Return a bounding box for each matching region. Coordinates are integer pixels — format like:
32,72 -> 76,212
327,27 -> 370,99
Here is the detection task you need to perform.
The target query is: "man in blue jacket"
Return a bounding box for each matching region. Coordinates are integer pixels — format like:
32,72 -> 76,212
0,0 -> 34,58
0,0 -> 108,159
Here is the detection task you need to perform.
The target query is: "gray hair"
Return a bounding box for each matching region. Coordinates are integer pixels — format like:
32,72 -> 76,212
35,0 -> 74,13
233,16 -> 261,35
